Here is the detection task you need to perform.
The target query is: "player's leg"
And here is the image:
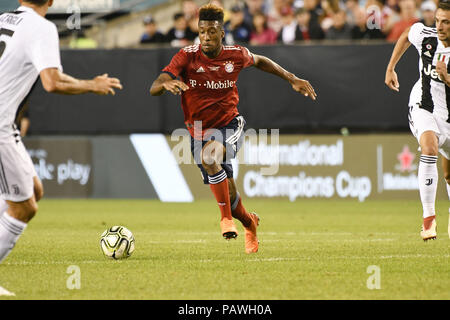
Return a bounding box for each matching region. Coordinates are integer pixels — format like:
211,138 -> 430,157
33,176 -> 44,202
228,178 -> 251,226
418,130 -> 439,241
5,197 -> 38,223
0,176 -> 42,213
201,140 -> 237,239
0,177 -> 41,263
0,196 -> 38,263
228,178 -> 260,253
0,141 -> 41,263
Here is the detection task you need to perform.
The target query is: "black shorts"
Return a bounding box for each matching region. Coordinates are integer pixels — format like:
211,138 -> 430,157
190,115 -> 246,184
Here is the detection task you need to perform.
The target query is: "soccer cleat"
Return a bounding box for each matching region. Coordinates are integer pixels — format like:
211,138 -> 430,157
420,217 -> 437,241
220,218 -> 238,240
244,212 -> 260,254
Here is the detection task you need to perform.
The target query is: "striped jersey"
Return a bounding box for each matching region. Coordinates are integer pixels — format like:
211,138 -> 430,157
408,22 -> 450,120
0,6 -> 62,140
162,44 -> 255,140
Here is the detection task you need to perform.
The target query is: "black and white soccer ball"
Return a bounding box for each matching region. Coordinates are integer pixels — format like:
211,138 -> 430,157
100,226 -> 135,260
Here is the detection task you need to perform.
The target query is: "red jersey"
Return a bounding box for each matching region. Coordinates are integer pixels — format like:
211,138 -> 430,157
162,44 -> 255,139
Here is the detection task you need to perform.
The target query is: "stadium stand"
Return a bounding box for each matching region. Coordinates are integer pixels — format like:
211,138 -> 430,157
2,0 -> 440,48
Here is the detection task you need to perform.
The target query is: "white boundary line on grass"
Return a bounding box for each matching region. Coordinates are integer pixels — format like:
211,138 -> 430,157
263,238 -> 396,242
4,253 -> 450,266
247,254 -> 450,262
138,231 -> 419,236
0,286 -> 15,296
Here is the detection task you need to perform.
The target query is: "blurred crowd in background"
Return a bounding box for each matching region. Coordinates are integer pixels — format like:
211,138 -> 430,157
139,0 -> 438,46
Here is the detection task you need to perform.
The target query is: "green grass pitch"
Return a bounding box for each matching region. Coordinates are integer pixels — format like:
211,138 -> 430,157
0,199 -> 449,300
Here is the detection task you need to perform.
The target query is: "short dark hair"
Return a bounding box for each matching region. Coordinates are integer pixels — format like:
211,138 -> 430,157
199,3 -> 224,24
23,0 -> 49,6
173,12 -> 185,21
438,0 -> 450,11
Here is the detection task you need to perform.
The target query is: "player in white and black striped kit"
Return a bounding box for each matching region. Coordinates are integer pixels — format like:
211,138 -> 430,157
0,0 -> 122,264
385,1 -> 450,241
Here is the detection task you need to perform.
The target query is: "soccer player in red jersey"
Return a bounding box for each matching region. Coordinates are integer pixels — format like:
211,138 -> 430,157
150,3 -> 317,254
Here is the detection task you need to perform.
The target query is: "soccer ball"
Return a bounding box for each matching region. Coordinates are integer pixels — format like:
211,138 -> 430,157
100,226 -> 135,260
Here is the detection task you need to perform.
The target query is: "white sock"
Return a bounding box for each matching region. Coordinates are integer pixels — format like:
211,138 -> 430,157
0,199 -> 8,215
418,155 -> 438,219
0,212 -> 27,263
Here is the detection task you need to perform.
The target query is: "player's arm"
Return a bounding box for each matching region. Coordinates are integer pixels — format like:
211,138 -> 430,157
149,73 -> 189,96
252,54 -> 317,101
385,26 -> 412,92
40,68 -> 123,95
19,117 -> 30,138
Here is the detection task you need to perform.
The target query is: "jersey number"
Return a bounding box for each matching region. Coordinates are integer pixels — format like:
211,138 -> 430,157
0,28 -> 15,60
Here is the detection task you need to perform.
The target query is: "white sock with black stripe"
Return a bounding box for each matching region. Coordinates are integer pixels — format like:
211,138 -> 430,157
0,212 -> 27,263
418,155 -> 438,219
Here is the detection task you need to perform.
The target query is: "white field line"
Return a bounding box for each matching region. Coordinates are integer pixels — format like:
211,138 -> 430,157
263,238 -> 397,243
0,286 -> 15,296
4,260 -> 107,266
248,258 -> 300,262
145,240 -> 207,244
248,254 -> 450,262
137,231 -> 415,237
139,232 -> 356,236
377,254 -> 450,259
4,254 -> 450,266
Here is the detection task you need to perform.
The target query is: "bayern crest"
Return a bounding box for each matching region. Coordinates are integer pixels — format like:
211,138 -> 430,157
224,61 -> 234,73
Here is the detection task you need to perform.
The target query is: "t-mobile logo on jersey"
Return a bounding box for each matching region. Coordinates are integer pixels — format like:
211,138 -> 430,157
188,79 -> 236,89
206,80 -> 236,89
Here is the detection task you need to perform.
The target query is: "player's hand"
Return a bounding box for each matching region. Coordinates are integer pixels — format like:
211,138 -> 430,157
385,69 -> 399,92
436,61 -> 449,84
290,78 -> 317,101
93,74 -> 123,95
163,80 -> 189,95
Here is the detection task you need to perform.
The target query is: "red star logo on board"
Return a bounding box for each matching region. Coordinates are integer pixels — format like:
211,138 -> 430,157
397,145 -> 415,172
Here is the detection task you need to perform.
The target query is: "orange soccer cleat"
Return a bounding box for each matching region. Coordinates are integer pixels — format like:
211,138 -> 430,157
244,213 -> 260,254
220,218 -> 238,240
